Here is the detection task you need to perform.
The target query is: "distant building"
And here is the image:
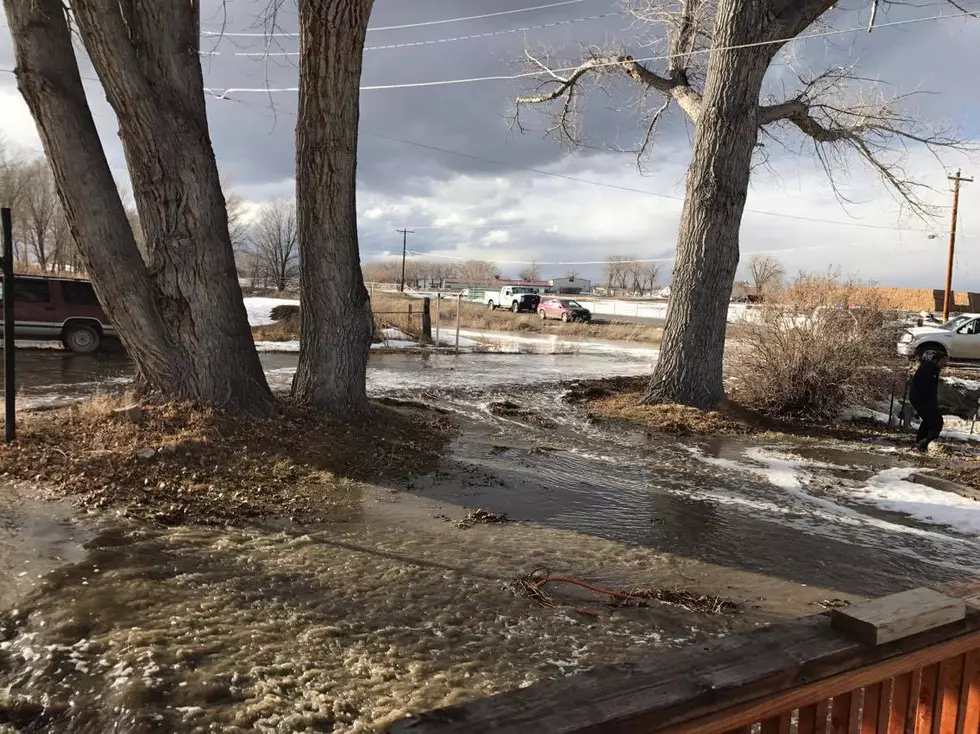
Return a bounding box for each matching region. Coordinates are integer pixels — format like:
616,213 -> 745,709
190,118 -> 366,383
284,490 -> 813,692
548,276 -> 591,295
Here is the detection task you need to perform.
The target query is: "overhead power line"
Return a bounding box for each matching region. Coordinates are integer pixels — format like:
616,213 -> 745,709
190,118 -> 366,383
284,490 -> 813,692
200,0 -> 598,37
203,10 -> 972,97
225,12 -> 627,56
361,132 -> 958,236
403,243 -> 851,266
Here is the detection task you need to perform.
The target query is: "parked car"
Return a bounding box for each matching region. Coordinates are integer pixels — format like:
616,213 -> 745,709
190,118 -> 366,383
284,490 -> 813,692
483,286 -> 541,313
538,298 -> 592,322
897,313 -> 980,360
0,275 -> 115,353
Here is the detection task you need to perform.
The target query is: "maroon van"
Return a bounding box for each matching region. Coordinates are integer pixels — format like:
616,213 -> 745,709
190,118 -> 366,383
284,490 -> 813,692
0,275 -> 116,353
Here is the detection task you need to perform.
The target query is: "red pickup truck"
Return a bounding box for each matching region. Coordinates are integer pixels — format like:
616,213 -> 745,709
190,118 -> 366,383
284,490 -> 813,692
0,275 -> 116,353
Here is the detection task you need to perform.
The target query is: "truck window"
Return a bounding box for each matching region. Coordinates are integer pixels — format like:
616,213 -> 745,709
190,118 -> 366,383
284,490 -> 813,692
13,279 -> 51,304
61,280 -> 100,306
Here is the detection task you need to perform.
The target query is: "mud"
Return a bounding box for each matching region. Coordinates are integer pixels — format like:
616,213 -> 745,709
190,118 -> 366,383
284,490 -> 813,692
2,350 -> 979,732
0,491 -> 826,733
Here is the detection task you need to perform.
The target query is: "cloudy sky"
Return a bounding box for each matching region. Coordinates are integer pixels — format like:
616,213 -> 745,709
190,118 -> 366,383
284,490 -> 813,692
2,0 -> 979,287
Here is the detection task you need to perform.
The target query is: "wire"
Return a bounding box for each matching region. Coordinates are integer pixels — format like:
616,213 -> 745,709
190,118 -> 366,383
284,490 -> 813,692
203,10 -> 973,96
226,12 -> 628,56
200,0 -> 599,37
363,131 -> 961,235
404,243 -> 851,266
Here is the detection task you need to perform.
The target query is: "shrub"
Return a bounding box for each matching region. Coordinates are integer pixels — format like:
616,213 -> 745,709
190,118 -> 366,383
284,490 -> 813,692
728,271 -> 903,422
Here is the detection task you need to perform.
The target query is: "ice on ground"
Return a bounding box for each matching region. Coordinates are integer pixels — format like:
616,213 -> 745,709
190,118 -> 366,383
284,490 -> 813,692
254,340 -> 301,353
243,297 -> 299,327
848,468 -> 980,536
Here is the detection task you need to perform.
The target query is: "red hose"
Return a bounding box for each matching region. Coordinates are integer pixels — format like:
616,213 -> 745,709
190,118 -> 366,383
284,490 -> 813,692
535,576 -> 638,602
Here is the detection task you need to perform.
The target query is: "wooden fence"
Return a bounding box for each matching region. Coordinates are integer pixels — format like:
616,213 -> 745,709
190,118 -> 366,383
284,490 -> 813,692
392,578 -> 980,733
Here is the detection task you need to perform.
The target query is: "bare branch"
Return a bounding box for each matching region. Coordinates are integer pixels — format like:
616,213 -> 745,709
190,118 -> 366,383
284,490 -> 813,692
759,68 -> 973,217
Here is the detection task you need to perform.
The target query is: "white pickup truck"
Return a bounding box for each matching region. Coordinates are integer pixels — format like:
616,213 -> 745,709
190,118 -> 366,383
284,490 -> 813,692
481,286 -> 542,313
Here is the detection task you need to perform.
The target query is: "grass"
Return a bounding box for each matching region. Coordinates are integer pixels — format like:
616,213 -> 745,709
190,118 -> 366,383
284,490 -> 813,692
589,390 -> 755,436
0,394 -> 453,526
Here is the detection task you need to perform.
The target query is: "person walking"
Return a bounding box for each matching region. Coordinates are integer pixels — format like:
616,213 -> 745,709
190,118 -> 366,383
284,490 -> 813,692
908,350 -> 947,452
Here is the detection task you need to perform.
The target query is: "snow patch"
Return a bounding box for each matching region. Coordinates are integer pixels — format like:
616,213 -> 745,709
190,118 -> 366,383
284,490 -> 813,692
244,297 -> 299,327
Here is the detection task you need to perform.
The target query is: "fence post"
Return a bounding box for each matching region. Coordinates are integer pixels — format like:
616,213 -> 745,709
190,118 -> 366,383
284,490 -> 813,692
1,207 -> 15,443
435,295 -> 441,346
455,294 -> 461,354
422,297 -> 432,343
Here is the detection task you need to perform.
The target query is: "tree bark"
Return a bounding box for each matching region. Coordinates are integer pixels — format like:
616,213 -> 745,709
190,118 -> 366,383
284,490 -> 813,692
292,0 -> 374,415
644,0 -> 777,409
4,0 -> 275,415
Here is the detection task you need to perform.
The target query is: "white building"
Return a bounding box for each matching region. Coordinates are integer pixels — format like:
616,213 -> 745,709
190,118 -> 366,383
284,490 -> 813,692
548,276 -> 591,295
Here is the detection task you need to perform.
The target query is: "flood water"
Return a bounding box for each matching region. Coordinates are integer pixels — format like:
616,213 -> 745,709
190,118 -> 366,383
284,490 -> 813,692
2,347 -> 979,732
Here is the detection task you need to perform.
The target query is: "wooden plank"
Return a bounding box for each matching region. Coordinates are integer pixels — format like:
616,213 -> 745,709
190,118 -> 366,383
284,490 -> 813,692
800,703 -> 820,734
393,579 -> 980,734
815,699 -> 830,734
831,589 -> 967,646
862,684 -> 882,734
935,655 -> 965,733
956,650 -> 980,734
888,672 -> 914,734
760,713 -> 791,734
915,664 -> 939,734
831,692 -> 859,734
876,679 -> 894,733
721,728 -> 751,734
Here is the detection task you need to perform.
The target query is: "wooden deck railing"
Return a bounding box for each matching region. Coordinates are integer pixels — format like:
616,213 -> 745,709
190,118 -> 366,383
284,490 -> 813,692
392,579 -> 980,733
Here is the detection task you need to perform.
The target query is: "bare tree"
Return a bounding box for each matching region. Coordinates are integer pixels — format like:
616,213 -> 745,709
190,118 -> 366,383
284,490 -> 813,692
565,268 -> 581,279
641,263 -> 662,294
5,0 -> 273,414
519,261 -> 541,282
290,0 -> 375,415
252,199 -> 299,291
457,260 -> 501,283
747,255 -> 784,299
604,256 -> 630,293
514,0 -> 969,409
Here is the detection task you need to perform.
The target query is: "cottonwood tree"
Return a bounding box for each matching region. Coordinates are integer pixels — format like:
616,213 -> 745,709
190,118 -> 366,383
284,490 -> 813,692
252,199 -> 299,291
4,0 -> 274,414
747,255 -> 784,299
457,259 -> 501,282
515,0 -> 967,408
519,261 -> 542,281
291,0 -> 376,414
17,160 -> 67,271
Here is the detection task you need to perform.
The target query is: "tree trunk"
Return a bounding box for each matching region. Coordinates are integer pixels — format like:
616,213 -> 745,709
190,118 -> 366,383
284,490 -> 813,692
292,0 -> 374,415
5,0 -> 275,415
644,0 -> 776,409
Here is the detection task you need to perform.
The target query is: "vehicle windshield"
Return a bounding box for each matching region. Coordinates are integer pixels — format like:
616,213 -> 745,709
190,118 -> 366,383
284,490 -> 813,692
943,315 -> 973,330
559,300 -> 582,308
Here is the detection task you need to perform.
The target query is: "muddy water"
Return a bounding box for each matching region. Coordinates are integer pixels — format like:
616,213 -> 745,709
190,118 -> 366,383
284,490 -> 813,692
2,349 -> 980,732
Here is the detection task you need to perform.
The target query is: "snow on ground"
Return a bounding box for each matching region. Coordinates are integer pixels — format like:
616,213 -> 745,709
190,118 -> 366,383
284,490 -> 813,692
690,446 -> 980,538
844,403 -> 980,443
849,468 -> 980,535
944,376 -> 980,391
244,297 -> 299,327
456,328 -> 660,358
575,299 -> 752,323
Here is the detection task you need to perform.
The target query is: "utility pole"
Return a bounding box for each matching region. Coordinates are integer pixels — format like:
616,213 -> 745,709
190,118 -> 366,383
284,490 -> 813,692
396,228 -> 413,293
943,170 -> 972,322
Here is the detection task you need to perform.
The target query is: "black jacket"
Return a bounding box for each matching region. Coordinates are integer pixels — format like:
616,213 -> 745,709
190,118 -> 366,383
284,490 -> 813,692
909,360 -> 941,409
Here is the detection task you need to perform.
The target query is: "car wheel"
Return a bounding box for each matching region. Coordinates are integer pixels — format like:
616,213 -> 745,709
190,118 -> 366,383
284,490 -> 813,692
915,343 -> 948,360
64,324 -> 101,354
561,312 -> 570,323
511,302 -> 519,313
539,309 -> 547,320
487,300 -> 495,310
